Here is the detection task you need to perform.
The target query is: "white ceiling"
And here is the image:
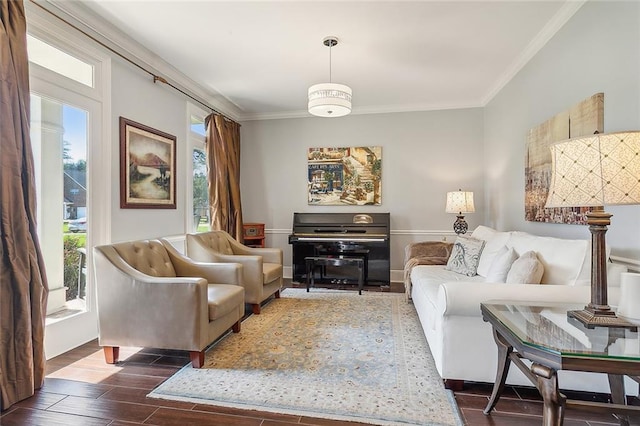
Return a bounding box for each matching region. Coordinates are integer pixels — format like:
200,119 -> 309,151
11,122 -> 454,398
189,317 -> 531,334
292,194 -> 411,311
66,1 -> 583,121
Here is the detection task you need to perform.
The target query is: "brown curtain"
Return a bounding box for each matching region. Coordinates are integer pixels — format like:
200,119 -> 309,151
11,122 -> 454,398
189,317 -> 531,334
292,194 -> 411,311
0,0 -> 49,411
205,113 -> 243,241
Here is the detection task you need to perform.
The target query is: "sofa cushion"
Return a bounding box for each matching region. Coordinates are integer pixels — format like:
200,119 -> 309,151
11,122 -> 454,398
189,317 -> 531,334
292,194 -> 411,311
471,226 -> 512,277
485,246 -> 518,282
445,236 -> 485,277
507,232 -> 587,285
207,284 -> 244,320
506,251 -> 544,284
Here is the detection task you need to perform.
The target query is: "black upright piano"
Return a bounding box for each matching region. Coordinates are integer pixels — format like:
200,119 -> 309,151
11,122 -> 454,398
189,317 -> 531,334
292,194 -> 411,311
288,212 -> 390,288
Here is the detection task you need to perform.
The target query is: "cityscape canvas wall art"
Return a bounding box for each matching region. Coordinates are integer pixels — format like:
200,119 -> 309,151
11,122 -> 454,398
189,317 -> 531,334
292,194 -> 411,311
525,93 -> 603,224
308,146 -> 382,206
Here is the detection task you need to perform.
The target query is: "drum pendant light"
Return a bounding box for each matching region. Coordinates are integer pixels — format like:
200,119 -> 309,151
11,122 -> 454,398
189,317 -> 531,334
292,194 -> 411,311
308,36 -> 352,117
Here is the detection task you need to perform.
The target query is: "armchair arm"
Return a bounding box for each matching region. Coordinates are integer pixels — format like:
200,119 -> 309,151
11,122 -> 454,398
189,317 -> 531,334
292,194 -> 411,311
437,281 -> 600,317
213,254 -> 263,288
228,239 -> 283,264
161,239 -> 243,285
93,245 -> 209,351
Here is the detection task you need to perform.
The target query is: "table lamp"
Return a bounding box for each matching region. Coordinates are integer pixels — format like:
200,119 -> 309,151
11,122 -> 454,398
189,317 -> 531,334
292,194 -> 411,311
445,190 -> 475,234
545,131 -> 640,329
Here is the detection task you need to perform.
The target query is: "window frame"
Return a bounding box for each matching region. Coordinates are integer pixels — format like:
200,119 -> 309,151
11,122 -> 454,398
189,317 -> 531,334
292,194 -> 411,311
26,2 -> 112,359
187,104 -> 209,233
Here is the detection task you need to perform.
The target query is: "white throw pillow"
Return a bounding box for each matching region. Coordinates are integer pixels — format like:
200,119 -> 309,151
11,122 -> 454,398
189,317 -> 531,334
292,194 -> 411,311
445,236 -> 486,277
485,246 -> 518,282
506,251 -> 544,284
471,226 -> 512,277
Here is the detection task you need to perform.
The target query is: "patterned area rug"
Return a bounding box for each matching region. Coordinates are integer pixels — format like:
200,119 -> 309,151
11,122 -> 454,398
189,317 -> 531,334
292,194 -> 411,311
148,289 -> 463,426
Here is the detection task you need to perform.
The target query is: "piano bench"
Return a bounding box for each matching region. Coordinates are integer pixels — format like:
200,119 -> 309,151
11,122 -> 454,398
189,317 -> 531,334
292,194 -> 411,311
305,256 -> 365,295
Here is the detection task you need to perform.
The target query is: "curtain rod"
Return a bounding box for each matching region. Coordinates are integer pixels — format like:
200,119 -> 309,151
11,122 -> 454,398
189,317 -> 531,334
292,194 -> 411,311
29,0 -> 237,124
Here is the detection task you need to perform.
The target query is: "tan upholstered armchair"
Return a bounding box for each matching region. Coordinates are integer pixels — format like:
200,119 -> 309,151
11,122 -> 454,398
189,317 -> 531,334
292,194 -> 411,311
93,238 -> 245,368
186,230 -> 283,314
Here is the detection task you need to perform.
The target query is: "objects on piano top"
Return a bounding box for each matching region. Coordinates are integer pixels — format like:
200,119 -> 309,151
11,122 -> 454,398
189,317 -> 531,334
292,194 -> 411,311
353,214 -> 373,224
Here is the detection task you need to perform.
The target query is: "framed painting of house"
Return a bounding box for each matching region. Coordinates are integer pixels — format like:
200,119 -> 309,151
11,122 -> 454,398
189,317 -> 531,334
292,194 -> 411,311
119,117 -> 177,209
308,146 -> 382,206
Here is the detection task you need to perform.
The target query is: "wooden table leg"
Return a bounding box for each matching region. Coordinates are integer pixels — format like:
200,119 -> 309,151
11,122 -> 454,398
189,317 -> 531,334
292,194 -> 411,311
531,363 -> 565,426
484,328 -> 513,415
608,374 -> 630,426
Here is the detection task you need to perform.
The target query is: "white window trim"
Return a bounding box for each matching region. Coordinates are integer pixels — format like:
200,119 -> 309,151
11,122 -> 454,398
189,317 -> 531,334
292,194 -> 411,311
187,103 -> 208,234
26,2 -> 112,359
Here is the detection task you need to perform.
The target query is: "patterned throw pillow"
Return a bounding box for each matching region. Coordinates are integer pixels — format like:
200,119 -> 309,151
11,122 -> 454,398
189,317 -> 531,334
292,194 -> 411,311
445,236 -> 486,277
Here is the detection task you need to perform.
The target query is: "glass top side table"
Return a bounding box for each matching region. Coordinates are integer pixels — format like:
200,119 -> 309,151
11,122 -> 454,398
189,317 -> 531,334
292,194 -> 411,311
481,301 -> 640,426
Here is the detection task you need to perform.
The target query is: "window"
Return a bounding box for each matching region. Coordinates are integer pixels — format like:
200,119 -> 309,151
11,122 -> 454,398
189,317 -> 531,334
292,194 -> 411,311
27,34 -> 94,87
31,95 -> 89,313
26,1 -> 110,358
190,115 -> 206,136
189,109 -> 210,232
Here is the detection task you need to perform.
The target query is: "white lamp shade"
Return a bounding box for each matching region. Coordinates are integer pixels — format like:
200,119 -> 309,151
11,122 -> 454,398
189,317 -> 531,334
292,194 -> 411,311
308,83 -> 352,117
445,191 -> 475,214
545,131 -> 640,208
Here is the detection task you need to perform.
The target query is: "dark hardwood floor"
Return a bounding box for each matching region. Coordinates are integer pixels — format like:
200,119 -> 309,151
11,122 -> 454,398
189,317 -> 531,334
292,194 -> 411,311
1,284 -> 637,425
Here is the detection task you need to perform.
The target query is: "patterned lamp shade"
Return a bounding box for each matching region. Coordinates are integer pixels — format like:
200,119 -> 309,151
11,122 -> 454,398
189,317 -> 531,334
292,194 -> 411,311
545,132 -> 640,208
445,191 -> 475,214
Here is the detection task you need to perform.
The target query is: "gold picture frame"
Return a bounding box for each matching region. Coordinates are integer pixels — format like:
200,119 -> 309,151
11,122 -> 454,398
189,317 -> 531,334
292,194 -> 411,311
119,117 -> 176,209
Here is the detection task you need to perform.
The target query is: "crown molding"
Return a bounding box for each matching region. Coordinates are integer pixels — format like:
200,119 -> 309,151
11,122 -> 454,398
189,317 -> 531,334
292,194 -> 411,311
481,1 -> 586,106
239,100 -> 483,121
36,0 -> 243,121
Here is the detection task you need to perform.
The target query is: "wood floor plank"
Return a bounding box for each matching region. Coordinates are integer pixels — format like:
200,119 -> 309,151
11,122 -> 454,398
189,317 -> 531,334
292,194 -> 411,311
0,407 -> 111,426
192,403 -> 303,423
46,395 -> 159,423
95,371 -> 167,390
100,386 -> 197,410
13,390 -> 67,410
40,377 -> 113,399
297,416 -> 374,426
145,406 -> 263,425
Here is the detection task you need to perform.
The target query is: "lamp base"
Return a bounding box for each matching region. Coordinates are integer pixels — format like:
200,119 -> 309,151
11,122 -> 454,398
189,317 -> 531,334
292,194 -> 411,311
567,306 -> 637,331
453,215 -> 468,235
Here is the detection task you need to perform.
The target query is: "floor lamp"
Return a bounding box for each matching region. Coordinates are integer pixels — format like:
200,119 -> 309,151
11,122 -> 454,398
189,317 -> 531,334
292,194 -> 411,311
545,131 -> 640,329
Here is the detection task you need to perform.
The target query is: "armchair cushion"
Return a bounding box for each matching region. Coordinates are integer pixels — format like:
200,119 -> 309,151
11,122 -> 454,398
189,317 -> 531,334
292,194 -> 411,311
208,284 -> 245,320
264,262 -> 283,284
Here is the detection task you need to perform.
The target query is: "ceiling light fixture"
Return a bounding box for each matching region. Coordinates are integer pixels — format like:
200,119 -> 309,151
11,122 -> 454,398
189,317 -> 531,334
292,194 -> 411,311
308,36 -> 352,118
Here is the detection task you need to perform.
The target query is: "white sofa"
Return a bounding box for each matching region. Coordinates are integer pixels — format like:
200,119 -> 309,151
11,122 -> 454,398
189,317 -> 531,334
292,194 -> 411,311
408,225 -> 632,394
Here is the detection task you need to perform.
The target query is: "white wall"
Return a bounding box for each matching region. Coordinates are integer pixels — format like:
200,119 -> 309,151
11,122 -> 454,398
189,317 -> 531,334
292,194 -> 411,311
110,59 -> 190,242
484,1 -> 640,259
240,108 -> 484,270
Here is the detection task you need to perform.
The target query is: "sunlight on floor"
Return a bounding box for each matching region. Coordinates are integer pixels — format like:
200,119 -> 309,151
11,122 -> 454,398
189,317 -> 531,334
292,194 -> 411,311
46,345 -> 147,384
